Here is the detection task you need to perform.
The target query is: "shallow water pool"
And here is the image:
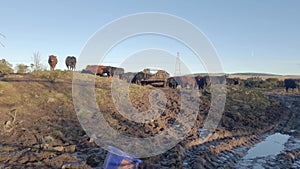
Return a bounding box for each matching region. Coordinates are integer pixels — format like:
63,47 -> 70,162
243,133 -> 290,159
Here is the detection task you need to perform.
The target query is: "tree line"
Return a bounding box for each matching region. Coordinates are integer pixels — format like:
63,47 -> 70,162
0,52 -> 45,75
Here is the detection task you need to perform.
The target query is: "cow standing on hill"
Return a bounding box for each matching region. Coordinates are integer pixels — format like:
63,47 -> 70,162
48,55 -> 58,71
65,56 -> 77,70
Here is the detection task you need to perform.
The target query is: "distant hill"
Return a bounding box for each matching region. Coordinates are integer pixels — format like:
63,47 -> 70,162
192,72 -> 280,77
231,73 -> 281,76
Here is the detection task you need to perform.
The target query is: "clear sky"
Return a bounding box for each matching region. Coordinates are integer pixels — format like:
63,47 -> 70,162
0,0 -> 299,75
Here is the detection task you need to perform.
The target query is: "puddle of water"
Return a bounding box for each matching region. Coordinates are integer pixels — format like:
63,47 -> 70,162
243,133 -> 290,159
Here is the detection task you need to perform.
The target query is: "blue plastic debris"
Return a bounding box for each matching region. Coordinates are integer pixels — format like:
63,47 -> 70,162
103,146 -> 142,169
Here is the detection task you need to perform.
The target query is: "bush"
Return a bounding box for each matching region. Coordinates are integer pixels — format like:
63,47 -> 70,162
244,77 -> 263,88
262,78 -> 280,89
15,64 -> 30,74
0,59 -> 13,75
243,77 -> 281,89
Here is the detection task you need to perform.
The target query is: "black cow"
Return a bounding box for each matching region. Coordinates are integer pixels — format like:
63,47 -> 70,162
97,66 -> 124,78
131,71 -> 152,85
120,72 -> 137,83
284,79 -> 300,92
167,77 -> 179,89
65,56 -> 77,70
196,76 -> 211,89
226,78 -> 240,85
108,67 -> 124,78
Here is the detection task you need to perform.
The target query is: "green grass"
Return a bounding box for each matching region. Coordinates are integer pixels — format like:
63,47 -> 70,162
228,86 -> 270,109
32,70 -> 74,82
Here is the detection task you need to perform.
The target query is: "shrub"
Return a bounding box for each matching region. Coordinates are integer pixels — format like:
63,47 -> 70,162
15,64 -> 30,74
244,77 -> 263,88
0,59 -> 13,75
262,78 -> 280,89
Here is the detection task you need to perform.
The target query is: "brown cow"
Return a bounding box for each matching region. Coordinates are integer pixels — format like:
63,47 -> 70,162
172,76 -> 197,89
82,65 -> 109,76
82,65 -> 124,78
48,55 -> 58,71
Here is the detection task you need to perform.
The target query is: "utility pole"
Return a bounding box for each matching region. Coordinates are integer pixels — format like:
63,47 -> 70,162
175,52 -> 181,76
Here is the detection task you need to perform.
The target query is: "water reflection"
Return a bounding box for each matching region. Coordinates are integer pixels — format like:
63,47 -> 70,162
243,133 -> 290,159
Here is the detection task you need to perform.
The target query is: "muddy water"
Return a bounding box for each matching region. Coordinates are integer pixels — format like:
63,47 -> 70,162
236,133 -> 300,169
233,93 -> 300,169
243,133 -> 290,159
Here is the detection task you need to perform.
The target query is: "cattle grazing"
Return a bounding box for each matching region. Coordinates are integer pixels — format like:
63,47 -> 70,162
82,65 -> 107,75
65,56 -> 77,70
196,76 -> 210,90
178,76 -> 197,89
167,76 -> 197,89
284,79 -> 300,92
131,69 -> 170,87
82,65 -> 124,78
195,75 -> 226,89
131,71 -> 152,85
167,77 -> 178,89
48,55 -> 58,71
226,78 -> 240,85
120,72 -> 137,83
109,67 -> 125,78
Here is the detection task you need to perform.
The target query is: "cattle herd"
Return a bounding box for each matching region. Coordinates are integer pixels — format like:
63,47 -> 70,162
47,55 -> 77,71
81,66 -> 232,90
47,55 -> 300,92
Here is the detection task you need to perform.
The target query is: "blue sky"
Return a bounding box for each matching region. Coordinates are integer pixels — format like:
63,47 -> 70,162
0,0 -> 299,75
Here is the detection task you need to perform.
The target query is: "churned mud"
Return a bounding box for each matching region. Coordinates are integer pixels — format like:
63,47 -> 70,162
0,72 -> 299,168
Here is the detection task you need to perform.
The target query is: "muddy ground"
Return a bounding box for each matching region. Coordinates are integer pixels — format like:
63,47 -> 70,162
0,71 -> 299,169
